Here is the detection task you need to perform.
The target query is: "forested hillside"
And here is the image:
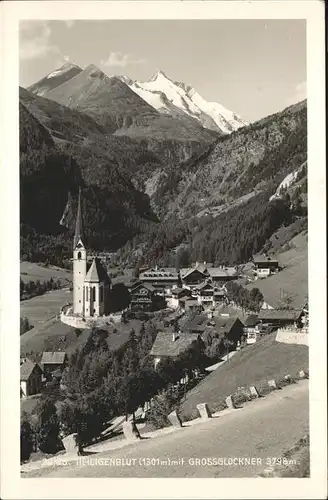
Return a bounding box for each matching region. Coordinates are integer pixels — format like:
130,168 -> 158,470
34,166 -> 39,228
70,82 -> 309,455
20,103 -> 156,264
20,78 -> 307,268
116,101 -> 307,267
151,100 -> 307,219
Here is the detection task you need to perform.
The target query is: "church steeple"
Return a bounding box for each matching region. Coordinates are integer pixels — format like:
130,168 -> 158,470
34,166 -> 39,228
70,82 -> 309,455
73,187 -> 84,249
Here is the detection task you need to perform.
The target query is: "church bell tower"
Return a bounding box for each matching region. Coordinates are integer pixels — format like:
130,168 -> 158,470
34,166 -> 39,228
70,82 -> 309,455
73,188 -> 87,315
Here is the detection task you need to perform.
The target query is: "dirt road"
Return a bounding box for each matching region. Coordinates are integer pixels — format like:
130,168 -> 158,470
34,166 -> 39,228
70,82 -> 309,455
24,380 -> 309,478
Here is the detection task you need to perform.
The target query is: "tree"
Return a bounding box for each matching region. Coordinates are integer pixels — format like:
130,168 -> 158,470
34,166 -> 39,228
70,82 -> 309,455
35,397 -> 62,454
108,283 -> 131,313
146,385 -> 181,429
82,328 -> 109,356
20,317 -> 32,335
222,337 -> 234,361
175,247 -> 191,271
21,414 -> 34,462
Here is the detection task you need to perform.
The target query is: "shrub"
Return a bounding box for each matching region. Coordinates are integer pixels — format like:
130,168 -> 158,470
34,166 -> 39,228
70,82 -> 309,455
20,414 -> 34,463
35,397 -> 62,454
146,386 -> 180,429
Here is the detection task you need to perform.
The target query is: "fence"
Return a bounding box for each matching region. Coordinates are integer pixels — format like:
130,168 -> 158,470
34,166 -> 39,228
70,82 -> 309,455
275,328 -> 308,346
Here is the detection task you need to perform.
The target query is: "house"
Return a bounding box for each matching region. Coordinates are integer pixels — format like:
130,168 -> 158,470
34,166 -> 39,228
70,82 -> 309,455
253,255 -> 280,279
193,282 -> 227,308
150,330 -> 204,369
184,299 -> 203,313
20,359 -> 43,398
167,287 -> 191,309
180,264 -> 208,288
41,351 -> 67,380
207,266 -> 238,283
139,267 -> 180,296
180,262 -> 238,288
182,314 -> 209,334
243,314 -> 261,344
129,282 -> 157,311
194,282 -> 215,307
257,309 -> 304,329
211,316 -> 245,347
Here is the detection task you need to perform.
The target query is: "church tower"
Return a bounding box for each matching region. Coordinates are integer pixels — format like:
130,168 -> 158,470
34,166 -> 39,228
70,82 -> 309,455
73,188 -> 87,315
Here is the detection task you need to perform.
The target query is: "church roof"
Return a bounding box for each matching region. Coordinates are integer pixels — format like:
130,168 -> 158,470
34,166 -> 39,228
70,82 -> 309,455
73,188 -> 84,250
84,257 -> 111,284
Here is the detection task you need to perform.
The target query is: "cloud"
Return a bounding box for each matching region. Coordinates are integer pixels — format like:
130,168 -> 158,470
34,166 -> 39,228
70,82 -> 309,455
100,52 -> 146,68
63,55 -> 70,62
287,80 -> 307,106
19,21 -> 60,60
64,20 -> 75,29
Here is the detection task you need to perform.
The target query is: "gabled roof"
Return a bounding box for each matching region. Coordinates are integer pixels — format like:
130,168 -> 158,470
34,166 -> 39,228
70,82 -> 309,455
212,316 -> 243,333
41,351 -> 66,365
185,299 -> 200,306
244,314 -> 260,327
150,331 -> 201,358
20,359 -> 42,381
253,255 -> 279,264
139,267 -> 179,280
84,257 -> 111,284
195,281 -> 215,291
208,267 -> 238,278
130,281 -> 155,293
258,309 -> 303,321
184,314 -> 208,333
180,266 -> 208,280
172,287 -> 191,296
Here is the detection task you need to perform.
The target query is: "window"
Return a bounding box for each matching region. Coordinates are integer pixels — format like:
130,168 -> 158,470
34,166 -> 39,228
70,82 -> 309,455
92,287 -> 96,301
100,286 -> 103,302
77,251 -> 82,260
86,287 -> 88,301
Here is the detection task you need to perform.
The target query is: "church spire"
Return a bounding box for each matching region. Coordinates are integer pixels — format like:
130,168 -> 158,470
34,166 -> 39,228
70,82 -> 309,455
73,187 -> 84,249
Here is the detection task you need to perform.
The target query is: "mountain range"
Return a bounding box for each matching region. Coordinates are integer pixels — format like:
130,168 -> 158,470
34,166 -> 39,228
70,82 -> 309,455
21,62 -> 307,267
118,70 -> 247,134
28,63 -> 246,135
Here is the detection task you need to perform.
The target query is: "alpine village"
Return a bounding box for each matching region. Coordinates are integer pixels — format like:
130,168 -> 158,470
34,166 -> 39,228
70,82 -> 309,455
20,62 -> 309,475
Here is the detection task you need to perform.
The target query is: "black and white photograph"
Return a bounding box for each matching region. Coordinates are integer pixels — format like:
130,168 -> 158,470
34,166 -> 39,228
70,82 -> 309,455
0,1 -> 326,498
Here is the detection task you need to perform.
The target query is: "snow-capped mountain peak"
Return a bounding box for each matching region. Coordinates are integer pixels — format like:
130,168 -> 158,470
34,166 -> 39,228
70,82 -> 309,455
47,62 -> 81,79
119,71 -> 247,134
28,62 -> 83,96
149,70 -> 171,82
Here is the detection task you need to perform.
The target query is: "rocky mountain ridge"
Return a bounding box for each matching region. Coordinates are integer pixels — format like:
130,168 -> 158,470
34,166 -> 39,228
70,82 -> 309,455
119,69 -> 248,134
21,63 -> 307,266
27,62 -> 83,96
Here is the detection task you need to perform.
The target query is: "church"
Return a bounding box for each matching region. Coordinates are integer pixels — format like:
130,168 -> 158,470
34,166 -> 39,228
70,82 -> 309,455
67,189 -> 112,320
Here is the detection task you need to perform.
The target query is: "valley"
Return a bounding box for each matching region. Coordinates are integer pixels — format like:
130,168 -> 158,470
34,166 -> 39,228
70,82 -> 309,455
19,59 -> 309,480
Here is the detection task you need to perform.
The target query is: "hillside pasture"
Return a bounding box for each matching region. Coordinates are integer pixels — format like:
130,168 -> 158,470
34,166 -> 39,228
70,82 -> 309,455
20,289 -> 72,327
246,232 -> 307,309
20,308 -> 143,361
180,332 -> 308,421
20,261 -> 72,285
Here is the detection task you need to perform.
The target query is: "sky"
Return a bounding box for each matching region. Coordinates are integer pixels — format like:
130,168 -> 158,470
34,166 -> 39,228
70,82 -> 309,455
19,19 -> 306,123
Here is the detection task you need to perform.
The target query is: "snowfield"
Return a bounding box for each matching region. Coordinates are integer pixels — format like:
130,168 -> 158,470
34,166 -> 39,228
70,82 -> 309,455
119,70 -> 248,134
